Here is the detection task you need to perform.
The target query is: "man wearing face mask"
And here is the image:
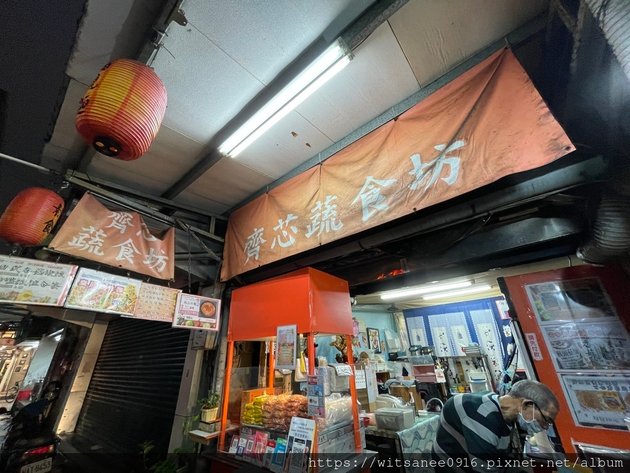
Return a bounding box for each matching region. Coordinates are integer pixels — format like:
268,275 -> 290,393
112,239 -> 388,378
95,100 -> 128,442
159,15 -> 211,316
432,379 -> 559,473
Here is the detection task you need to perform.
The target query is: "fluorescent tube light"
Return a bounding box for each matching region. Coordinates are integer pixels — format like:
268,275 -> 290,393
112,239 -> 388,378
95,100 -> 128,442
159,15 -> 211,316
421,284 -> 493,301
380,280 -> 472,301
219,39 -> 352,158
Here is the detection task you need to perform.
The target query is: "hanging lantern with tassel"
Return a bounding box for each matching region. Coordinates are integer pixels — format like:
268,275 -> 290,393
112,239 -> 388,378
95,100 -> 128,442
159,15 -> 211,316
75,59 -> 167,161
0,188 -> 65,246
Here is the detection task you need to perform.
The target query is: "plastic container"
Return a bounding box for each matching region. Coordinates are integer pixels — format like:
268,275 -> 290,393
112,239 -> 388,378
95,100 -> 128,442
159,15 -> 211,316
375,407 -> 415,431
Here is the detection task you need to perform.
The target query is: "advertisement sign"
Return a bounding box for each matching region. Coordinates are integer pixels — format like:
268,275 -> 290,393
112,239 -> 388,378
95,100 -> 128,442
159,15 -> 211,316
524,332 -> 543,361
50,193 -> 175,280
285,417 -> 316,473
541,321 -> 630,371
525,278 -> 616,324
0,255 -> 77,306
221,49 -> 574,281
173,293 -> 221,331
560,374 -> 630,431
127,282 -> 181,323
275,325 -> 297,371
64,267 -> 141,315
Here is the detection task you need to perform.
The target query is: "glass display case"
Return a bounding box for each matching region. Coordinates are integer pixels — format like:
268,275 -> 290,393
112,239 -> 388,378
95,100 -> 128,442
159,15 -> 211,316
218,268 -> 362,470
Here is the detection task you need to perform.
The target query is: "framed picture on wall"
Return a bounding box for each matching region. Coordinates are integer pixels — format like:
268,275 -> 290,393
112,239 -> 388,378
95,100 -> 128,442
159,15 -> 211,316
367,328 -> 381,353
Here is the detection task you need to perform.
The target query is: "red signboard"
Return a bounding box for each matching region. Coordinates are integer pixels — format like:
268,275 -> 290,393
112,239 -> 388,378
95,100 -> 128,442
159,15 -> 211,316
50,193 -> 175,280
221,49 -> 574,281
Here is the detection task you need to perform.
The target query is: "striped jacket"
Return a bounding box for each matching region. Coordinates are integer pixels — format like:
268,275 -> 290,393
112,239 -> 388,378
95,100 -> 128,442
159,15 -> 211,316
432,393 -> 516,473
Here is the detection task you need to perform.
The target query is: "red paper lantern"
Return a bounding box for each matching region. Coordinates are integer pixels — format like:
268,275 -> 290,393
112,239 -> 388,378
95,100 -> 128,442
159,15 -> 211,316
0,188 -> 65,246
75,59 -> 167,161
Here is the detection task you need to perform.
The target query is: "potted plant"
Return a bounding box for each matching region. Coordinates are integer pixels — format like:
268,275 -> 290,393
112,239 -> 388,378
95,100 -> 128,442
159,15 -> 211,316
199,391 -> 220,423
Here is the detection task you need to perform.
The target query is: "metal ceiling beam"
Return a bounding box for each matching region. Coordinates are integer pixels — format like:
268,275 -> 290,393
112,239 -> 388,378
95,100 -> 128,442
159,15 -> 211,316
65,170 -> 226,221
161,0 -> 409,200
64,173 -> 224,245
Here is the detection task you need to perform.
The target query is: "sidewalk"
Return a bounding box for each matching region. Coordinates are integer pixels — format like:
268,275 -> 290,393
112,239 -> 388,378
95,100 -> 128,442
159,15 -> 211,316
59,433 -> 142,473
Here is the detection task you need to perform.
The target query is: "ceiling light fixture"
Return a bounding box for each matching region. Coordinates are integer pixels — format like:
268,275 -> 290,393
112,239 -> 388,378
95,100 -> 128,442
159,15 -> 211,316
421,284 -> 493,301
380,280 -> 472,301
219,39 -> 353,158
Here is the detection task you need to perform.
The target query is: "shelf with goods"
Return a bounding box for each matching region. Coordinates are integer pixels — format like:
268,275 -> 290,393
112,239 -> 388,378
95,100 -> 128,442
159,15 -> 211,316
217,267 -> 362,469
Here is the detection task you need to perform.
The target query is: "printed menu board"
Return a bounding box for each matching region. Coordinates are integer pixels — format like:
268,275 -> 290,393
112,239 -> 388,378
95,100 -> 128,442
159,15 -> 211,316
541,320 -> 630,371
276,325 -> 297,370
0,255 -> 77,306
173,293 -> 220,331
65,268 -> 141,315
524,275 -> 630,433
525,278 -> 616,323
127,282 -> 181,323
560,374 -> 630,430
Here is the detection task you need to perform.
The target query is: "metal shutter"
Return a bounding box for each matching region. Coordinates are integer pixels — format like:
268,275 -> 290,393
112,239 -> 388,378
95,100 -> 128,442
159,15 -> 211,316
74,317 -> 190,454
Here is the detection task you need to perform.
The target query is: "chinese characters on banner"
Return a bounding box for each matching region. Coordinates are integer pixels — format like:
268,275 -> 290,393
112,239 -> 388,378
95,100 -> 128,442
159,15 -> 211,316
221,49 -> 575,281
49,193 -> 175,280
0,255 -> 77,306
173,293 -> 221,331
64,268 -> 141,315
127,282 -> 181,323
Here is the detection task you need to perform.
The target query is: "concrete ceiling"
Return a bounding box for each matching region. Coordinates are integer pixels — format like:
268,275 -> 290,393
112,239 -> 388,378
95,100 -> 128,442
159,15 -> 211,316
40,0 -> 547,216
12,0 -> 621,293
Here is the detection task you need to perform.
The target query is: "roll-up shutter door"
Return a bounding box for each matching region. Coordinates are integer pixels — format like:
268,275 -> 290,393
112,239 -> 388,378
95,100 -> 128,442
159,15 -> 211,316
74,317 -> 190,454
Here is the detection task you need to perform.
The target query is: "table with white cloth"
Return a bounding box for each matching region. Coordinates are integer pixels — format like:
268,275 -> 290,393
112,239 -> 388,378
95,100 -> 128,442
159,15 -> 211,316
365,413 -> 440,473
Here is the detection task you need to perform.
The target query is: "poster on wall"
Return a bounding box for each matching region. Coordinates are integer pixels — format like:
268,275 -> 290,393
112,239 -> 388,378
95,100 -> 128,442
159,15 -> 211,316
173,293 -> 221,331
541,321 -> 630,371
495,298 -> 510,319
0,255 -> 77,306
65,268 -> 141,315
525,278 -> 616,324
559,374 -> 630,431
128,283 -> 181,323
432,326 -> 453,357
276,325 -> 297,370
367,328 -> 381,353
409,327 -> 428,347
474,321 -> 503,382
450,324 -> 471,356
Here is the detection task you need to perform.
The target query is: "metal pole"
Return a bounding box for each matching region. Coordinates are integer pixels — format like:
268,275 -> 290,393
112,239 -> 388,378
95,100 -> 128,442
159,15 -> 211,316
0,152 -> 52,173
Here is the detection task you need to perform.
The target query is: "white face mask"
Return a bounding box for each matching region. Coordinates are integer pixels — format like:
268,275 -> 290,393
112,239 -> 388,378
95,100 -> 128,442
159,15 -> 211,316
517,403 -> 545,435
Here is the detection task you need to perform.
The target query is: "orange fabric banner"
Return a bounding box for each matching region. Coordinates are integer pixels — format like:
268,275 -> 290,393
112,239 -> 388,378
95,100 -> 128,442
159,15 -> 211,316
50,193 -> 175,280
221,49 -> 575,281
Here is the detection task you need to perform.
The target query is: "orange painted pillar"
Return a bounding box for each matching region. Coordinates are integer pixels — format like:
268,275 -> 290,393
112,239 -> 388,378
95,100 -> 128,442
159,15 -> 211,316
307,332 -> 316,375
219,340 -> 234,451
345,335 -> 362,451
268,340 -> 275,389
